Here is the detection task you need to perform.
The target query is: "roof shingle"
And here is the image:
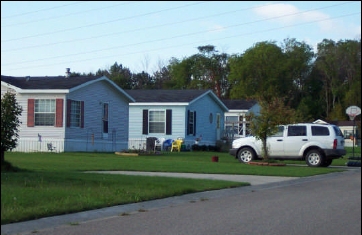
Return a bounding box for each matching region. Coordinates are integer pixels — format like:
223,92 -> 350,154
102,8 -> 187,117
1,75 -> 102,90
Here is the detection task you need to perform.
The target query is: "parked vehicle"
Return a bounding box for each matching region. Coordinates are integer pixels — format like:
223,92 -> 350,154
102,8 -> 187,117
229,123 -> 346,167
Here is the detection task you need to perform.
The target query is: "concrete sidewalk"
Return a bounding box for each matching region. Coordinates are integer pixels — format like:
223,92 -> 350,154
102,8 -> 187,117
86,171 -> 299,185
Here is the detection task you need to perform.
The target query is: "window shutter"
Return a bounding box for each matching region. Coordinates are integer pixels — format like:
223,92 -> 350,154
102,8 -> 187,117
187,110 -> 190,135
80,101 -> 84,128
166,109 -> 172,135
193,111 -> 196,136
27,99 -> 35,127
66,99 -> 71,127
142,109 -> 148,134
55,99 -> 63,127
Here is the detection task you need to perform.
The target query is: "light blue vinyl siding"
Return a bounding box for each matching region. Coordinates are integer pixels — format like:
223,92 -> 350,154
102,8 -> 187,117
65,81 -> 129,152
186,94 -> 225,146
128,92 -> 226,149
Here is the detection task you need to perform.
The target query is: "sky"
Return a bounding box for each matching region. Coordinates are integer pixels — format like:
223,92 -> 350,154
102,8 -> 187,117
1,1 -> 361,77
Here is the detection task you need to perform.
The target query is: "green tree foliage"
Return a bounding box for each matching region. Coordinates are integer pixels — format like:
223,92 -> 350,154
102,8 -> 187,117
73,38 -> 360,122
314,39 -> 361,120
1,91 -> 22,163
167,45 -> 230,97
229,41 -> 287,101
152,66 -> 171,89
249,97 -> 299,161
281,38 -> 315,108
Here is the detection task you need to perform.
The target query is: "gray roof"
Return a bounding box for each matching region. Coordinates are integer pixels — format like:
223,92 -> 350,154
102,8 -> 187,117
125,89 -> 213,102
1,75 -> 102,89
221,99 -> 257,110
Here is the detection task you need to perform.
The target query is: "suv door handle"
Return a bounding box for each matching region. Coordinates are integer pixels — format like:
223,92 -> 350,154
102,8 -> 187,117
277,139 -> 283,141
302,139 -> 308,141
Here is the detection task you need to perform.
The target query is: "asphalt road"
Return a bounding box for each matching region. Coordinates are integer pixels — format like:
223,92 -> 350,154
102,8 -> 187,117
1,168 -> 361,235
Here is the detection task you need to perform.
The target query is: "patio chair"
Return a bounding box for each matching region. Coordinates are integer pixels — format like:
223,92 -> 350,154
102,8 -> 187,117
47,143 -> 56,152
162,139 -> 173,151
154,137 -> 165,151
171,138 -> 184,152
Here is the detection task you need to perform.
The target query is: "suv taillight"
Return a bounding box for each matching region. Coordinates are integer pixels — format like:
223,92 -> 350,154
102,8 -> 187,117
333,139 -> 337,149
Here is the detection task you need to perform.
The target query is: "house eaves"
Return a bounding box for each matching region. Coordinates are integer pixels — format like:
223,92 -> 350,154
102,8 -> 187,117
125,89 -> 228,111
69,76 -> 135,102
189,90 -> 228,112
130,102 -> 189,106
1,75 -> 135,102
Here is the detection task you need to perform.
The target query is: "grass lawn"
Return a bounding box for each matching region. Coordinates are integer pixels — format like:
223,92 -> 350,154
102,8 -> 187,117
1,147 -> 359,225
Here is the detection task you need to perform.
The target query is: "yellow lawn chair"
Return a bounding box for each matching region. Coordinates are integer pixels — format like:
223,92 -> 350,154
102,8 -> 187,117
171,138 -> 184,152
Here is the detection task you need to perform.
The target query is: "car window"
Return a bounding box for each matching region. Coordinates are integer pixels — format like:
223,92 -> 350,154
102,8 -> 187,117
332,125 -> 344,137
271,126 -> 284,137
311,126 -> 330,136
287,126 -> 307,136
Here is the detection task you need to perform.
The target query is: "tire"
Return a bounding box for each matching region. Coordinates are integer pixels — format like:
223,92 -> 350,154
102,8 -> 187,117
305,149 -> 325,167
321,159 -> 333,167
237,147 -> 255,163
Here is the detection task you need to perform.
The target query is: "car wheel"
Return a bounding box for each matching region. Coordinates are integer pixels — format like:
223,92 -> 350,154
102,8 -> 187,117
305,149 -> 324,167
237,147 -> 255,163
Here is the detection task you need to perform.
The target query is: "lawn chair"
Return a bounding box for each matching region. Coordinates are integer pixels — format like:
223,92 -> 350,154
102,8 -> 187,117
163,139 -> 173,151
171,138 -> 184,152
47,143 -> 56,152
154,137 -> 165,152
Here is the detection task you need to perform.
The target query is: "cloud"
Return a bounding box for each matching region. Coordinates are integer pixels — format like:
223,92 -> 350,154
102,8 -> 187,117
253,3 -> 329,25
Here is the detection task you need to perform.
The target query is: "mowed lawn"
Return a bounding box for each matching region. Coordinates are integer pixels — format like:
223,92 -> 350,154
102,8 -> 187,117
1,147 -> 359,225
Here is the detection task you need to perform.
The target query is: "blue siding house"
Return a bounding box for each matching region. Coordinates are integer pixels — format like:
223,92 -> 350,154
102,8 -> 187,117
1,75 -> 134,152
125,89 -> 229,150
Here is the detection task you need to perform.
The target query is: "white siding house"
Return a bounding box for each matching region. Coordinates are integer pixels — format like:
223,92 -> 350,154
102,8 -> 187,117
125,89 -> 229,151
1,75 -> 134,153
221,99 -> 261,140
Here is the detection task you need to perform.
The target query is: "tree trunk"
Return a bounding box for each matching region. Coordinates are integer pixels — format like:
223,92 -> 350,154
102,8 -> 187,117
262,139 -> 269,161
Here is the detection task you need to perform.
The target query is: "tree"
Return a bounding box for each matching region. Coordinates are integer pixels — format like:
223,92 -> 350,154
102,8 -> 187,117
249,97 -> 299,161
1,91 -> 22,164
228,41 -> 287,101
167,45 -> 230,96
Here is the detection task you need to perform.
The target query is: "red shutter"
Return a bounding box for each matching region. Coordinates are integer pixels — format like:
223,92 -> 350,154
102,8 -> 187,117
55,99 -> 63,127
81,101 -> 84,128
27,99 -> 35,127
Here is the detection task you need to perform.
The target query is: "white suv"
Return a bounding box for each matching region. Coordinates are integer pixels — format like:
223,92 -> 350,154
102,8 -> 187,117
229,123 -> 346,167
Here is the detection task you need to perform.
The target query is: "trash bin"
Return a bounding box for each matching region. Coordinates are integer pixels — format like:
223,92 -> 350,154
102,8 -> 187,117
146,137 -> 157,151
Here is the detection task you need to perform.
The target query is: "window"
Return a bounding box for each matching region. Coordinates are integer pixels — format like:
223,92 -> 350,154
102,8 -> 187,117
225,116 -> 238,135
271,126 -> 284,137
34,99 -> 55,126
69,100 -> 81,127
149,110 -> 165,133
287,126 -> 307,136
188,110 -> 196,135
142,109 -> 171,135
225,115 -> 250,136
312,126 -> 330,136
